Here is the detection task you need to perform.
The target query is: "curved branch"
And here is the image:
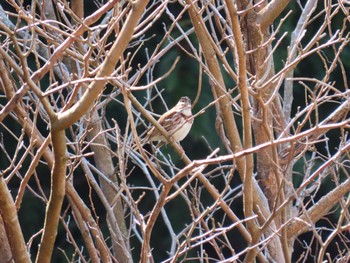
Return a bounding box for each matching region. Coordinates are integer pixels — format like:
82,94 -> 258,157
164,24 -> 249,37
256,0 -> 291,30
53,0 -> 150,130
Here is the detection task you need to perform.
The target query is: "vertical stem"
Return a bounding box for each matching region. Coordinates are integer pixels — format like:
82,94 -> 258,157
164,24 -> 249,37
0,177 -> 31,263
225,1 -> 258,261
36,128 -> 67,263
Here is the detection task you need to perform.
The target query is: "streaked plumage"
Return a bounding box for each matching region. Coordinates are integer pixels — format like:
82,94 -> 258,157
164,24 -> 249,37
147,97 -> 193,143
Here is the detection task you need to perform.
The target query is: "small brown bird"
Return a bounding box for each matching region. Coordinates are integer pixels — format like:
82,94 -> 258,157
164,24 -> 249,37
147,96 -> 193,143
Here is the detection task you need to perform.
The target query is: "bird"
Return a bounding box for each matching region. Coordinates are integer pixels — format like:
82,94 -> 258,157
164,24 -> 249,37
147,96 -> 193,143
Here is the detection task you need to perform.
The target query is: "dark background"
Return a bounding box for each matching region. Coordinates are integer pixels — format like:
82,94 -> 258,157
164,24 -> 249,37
0,0 -> 349,262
